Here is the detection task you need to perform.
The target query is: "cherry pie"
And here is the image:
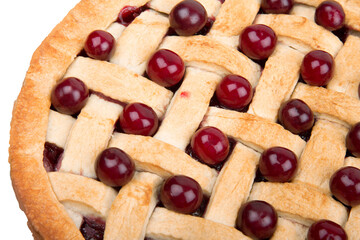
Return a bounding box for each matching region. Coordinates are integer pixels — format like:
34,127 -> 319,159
9,0 -> 360,239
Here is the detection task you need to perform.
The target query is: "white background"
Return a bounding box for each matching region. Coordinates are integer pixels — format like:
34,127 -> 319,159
1,1 -> 80,238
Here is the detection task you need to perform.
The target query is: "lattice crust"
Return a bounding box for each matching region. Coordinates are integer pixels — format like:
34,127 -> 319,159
254,14 -> 343,55
328,34 -> 360,98
271,218 -> 307,240
48,172 -> 117,220
154,67 -> 222,150
204,143 -> 260,227
248,44 -> 304,122
104,172 -> 162,240
159,36 -> 261,84
64,57 -> 173,117
293,120 -> 347,194
249,182 -> 348,226
292,83 -> 360,126
149,0 -> 220,16
202,107 -> 306,157
290,4 -> 315,20
108,133 -> 217,195
146,208 -> 251,240
46,110 -> 75,148
110,10 -> 169,74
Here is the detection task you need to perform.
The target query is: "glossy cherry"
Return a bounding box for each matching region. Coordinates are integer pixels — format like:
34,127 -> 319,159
146,49 -> 185,87
169,0 -> 208,36
261,0 -> 294,14
346,122 -> 360,157
84,30 -> 115,60
237,200 -> 278,239
278,99 -> 314,134
160,175 -> 203,214
190,127 -> 230,165
240,24 -> 277,60
95,148 -> 135,187
216,75 -> 253,110
118,103 -> 159,136
51,77 -> 89,115
330,166 -> 360,207
259,147 -> 298,182
315,1 -> 345,31
308,220 -> 348,240
301,50 -> 334,86
117,6 -> 146,26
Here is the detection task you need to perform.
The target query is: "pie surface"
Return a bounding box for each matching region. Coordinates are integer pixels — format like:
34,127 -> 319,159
9,0 -> 360,240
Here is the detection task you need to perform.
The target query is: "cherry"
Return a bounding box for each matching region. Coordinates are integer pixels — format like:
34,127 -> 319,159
51,77 -> 89,115
237,200 -> 278,239
240,24 -> 277,60
160,175 -> 203,214
215,75 -> 253,110
301,50 -> 334,86
169,0 -> 208,36
308,220 -> 347,240
95,148 -> 135,187
259,147 -> 298,182
278,99 -> 314,134
80,217 -> 105,240
84,30 -> 115,61
315,1 -> 345,31
118,103 -> 159,136
43,142 -> 63,172
146,49 -> 185,87
117,6 -> 147,26
261,0 -> 294,14
346,122 -> 360,157
330,166 -> 360,207
190,127 -> 230,165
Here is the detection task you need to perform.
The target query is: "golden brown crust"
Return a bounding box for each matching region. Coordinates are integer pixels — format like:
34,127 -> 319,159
9,0 -> 150,239
270,218 -> 307,240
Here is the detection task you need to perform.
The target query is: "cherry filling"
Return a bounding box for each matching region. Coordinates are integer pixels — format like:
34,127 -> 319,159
195,17 -> 215,36
307,220 -> 348,240
261,0 -> 294,14
43,142 -> 63,172
80,217 -> 105,240
315,1 -> 345,31
117,5 -> 148,26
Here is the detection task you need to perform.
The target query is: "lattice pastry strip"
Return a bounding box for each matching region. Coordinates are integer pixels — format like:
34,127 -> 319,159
60,95 -> 123,178
248,43 -> 304,122
290,4 -> 315,20
271,218 -> 307,240
108,133 -> 217,195
46,110 -> 75,148
110,10 -> 169,75
204,142 -> 260,227
254,14 -> 343,55
249,182 -> 348,226
293,120 -> 347,194
104,172 -> 163,240
64,57 -> 173,117
154,67 -> 222,150
202,107 -> 306,157
146,207 -> 251,240
291,83 -> 360,127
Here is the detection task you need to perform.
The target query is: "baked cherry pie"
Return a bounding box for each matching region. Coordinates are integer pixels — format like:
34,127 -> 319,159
9,0 -> 360,239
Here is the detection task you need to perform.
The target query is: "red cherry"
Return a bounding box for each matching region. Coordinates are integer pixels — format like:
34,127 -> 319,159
346,122 -> 360,157
84,30 -> 115,61
278,99 -> 314,134
190,127 -> 230,165
315,1 -> 345,31
216,75 -> 253,110
119,103 -> 159,136
117,6 -> 147,26
259,147 -> 298,182
146,49 -> 185,87
240,24 -> 277,60
308,220 -> 347,240
301,50 -> 334,86
160,175 -> 203,214
95,148 -> 135,187
169,0 -> 208,36
237,200 -> 278,239
80,217 -> 105,240
51,77 -> 89,115
330,166 -> 360,207
261,0 -> 294,14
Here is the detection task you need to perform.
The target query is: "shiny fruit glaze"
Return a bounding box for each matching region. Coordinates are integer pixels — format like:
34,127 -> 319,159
315,1 -> 345,31
307,220 -> 348,240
